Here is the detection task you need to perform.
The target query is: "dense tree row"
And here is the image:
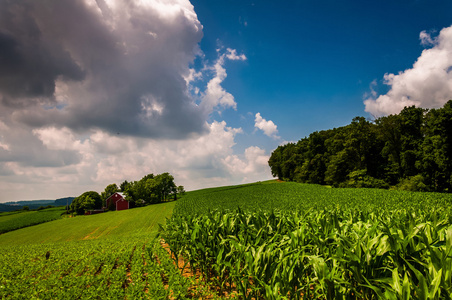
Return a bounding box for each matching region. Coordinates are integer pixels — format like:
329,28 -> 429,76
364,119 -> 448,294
71,172 -> 184,214
71,191 -> 103,215
268,100 -> 452,192
119,172 -> 185,207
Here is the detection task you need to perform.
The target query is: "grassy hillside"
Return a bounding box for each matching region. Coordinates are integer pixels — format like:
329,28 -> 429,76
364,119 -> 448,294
0,201 -> 175,246
4,181 -> 452,299
0,197 -> 74,212
0,207 -> 66,234
0,201 -> 215,299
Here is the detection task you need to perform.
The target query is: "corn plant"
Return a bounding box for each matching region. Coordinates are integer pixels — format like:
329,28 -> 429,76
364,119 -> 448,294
163,182 -> 452,299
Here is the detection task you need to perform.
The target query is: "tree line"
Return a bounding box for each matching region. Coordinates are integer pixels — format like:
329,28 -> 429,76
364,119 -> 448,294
71,172 -> 185,214
268,100 -> 452,192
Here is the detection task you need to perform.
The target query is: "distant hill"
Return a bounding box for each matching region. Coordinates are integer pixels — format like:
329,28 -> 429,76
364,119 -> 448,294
4,200 -> 55,206
0,197 -> 75,212
0,203 -> 18,212
54,197 -> 75,206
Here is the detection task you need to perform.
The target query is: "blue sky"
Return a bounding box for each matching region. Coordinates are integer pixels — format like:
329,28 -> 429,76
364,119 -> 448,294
0,0 -> 451,201
192,0 -> 452,143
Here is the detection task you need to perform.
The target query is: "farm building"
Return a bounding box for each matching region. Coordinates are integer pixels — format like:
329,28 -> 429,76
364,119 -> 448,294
105,192 -> 129,211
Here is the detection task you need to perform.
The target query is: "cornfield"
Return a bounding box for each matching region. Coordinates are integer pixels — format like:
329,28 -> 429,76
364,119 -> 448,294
161,181 -> 452,299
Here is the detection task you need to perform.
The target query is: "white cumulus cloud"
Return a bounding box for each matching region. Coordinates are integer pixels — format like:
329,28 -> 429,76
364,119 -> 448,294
0,0 -> 272,201
0,121 -> 272,201
364,25 -> 452,117
200,48 -> 247,114
254,113 -> 280,139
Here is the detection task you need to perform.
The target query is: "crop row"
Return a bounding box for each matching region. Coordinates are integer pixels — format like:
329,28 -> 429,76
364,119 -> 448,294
0,207 -> 66,234
175,181 -> 452,216
0,235 -> 213,299
161,206 -> 452,299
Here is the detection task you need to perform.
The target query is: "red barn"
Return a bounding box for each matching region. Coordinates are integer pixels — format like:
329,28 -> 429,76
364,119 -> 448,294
106,192 -> 129,211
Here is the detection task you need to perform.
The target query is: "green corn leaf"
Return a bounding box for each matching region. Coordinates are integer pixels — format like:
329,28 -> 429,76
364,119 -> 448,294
391,268 -> 402,296
376,234 -> 391,256
402,272 -> 411,300
428,268 -> 442,299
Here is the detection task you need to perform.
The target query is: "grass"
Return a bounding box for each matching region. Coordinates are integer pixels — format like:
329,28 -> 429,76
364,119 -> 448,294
0,207 -> 66,235
0,201 -> 218,299
0,201 -> 175,246
3,181 -> 452,299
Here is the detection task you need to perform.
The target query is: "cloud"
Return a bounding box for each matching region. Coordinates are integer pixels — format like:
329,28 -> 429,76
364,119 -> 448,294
254,112 -> 280,139
364,25 -> 452,117
223,146 -> 271,181
0,0 -> 271,201
226,48 -> 247,61
419,30 -> 437,47
0,0 -> 210,138
0,123 -> 82,169
0,121 -> 272,200
200,48 -> 247,114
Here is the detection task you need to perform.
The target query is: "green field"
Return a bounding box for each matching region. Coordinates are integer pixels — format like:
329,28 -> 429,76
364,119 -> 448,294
2,181 -> 452,299
174,180 -> 452,215
162,181 -> 452,299
0,201 -> 174,245
0,207 -> 66,234
0,201 -> 217,299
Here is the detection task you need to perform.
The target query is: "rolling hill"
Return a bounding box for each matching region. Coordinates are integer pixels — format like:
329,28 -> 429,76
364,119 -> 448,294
0,197 -> 75,212
0,200 -> 208,299
2,181 -> 452,299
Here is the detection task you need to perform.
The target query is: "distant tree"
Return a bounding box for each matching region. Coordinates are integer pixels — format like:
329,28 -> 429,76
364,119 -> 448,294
123,172 -> 178,204
325,149 -> 355,186
22,206 -> 29,211
101,183 -> 119,203
141,173 -> 155,182
268,146 -> 284,180
176,186 -> 185,197
155,173 -> 177,202
81,196 -> 95,211
268,100 -> 452,192
421,100 -> 452,191
120,180 -> 130,192
267,101 -> 452,191
71,191 -> 102,215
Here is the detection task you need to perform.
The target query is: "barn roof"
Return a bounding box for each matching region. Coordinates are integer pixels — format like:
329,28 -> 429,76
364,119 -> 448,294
106,192 -> 125,201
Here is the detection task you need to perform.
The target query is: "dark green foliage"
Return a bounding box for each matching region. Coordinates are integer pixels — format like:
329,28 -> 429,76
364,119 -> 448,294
73,173 -> 183,214
175,186 -> 185,200
269,101 -> 452,192
100,183 -> 119,202
123,172 -> 178,205
339,169 -> 389,189
70,191 -> 102,215
397,174 -> 429,192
